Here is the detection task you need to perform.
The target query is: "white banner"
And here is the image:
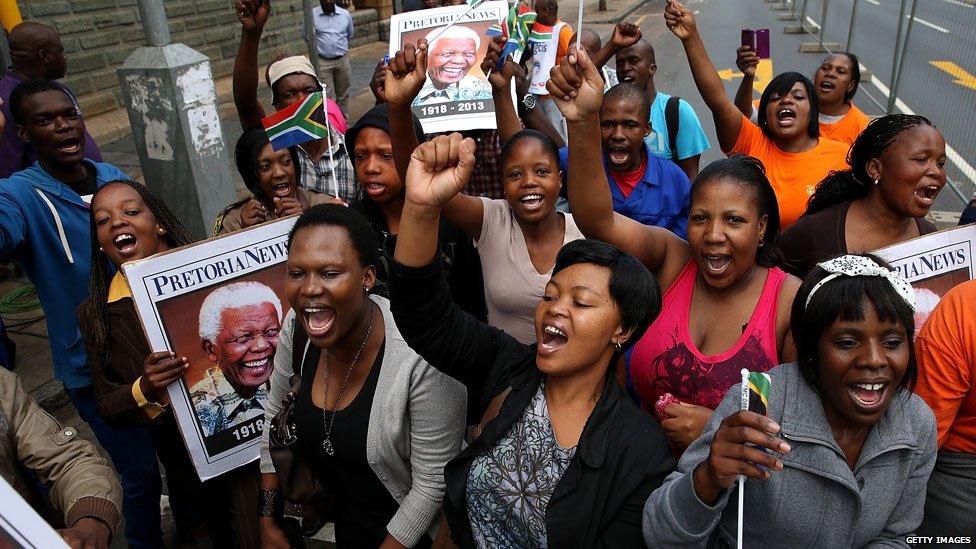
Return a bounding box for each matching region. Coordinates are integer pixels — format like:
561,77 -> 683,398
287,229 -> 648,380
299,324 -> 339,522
874,223 -> 976,330
125,218 -> 296,480
390,1 -> 509,133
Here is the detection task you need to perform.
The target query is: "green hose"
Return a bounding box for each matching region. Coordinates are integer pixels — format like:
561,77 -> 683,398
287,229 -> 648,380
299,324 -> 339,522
0,286 -> 41,315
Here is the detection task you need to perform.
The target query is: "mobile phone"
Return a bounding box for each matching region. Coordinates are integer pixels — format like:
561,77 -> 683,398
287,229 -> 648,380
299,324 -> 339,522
755,28 -> 770,59
741,28 -> 755,50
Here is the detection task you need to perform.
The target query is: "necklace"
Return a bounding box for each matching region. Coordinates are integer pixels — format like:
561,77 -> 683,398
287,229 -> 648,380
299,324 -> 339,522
321,303 -> 375,456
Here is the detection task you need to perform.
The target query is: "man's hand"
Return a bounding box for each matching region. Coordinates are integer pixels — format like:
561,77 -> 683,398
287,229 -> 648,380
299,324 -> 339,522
241,198 -> 268,228
480,36 -> 519,91
59,518 -> 111,549
385,41 -> 429,107
610,22 -> 642,51
546,48 -> 605,124
371,58 -> 388,104
664,0 -> 699,41
235,0 -> 270,33
141,352 -> 187,402
404,133 -> 476,209
661,402 -> 713,448
736,45 -> 759,78
274,196 -> 303,217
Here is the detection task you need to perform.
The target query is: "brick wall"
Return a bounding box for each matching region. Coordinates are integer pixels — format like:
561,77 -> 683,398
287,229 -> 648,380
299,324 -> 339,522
17,1 -> 380,117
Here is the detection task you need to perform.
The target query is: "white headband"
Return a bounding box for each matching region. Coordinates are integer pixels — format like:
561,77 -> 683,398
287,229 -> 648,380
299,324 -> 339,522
805,255 -> 915,311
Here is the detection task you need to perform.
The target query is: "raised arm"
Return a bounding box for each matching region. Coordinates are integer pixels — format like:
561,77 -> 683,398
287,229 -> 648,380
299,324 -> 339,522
590,22 -> 642,71
232,0 -> 272,130
385,41 -> 484,237
664,0 -> 743,152
546,48 -> 690,282
733,45 -> 759,119
391,134 -> 527,396
482,37 -> 523,142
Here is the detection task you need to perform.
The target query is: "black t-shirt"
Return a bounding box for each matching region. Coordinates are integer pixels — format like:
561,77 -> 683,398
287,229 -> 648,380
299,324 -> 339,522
64,164 -> 98,198
296,341 -> 426,548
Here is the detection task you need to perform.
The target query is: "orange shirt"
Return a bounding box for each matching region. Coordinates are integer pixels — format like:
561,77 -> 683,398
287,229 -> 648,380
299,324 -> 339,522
729,115 -> 849,228
915,280 -> 976,454
819,105 -> 870,146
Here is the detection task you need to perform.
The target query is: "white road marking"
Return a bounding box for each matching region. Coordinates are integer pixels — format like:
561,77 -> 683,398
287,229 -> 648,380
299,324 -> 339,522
861,64 -> 976,190
865,0 -> 880,5
908,15 -> 950,33
941,0 -> 973,8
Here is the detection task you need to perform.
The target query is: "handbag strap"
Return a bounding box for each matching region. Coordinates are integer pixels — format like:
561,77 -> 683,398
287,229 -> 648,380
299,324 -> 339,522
290,318 -> 312,389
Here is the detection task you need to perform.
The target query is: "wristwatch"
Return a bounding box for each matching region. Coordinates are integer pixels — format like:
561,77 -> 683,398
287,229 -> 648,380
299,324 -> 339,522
521,93 -> 537,110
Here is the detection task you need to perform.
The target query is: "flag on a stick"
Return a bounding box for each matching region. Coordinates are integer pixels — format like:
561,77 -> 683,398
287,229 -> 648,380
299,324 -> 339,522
261,91 -> 329,151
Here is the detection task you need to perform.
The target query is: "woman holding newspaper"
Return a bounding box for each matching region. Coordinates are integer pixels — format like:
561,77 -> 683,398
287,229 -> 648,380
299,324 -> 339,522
78,180 -> 262,547
643,253 -> 937,546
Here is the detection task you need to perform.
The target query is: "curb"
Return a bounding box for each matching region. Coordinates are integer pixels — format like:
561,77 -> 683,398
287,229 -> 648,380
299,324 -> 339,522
587,0 -> 655,24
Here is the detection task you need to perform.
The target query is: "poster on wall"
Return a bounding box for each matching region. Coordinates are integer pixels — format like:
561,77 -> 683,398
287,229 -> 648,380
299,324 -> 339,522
125,218 -> 296,480
0,477 -> 68,549
389,1 -> 509,133
874,223 -> 976,330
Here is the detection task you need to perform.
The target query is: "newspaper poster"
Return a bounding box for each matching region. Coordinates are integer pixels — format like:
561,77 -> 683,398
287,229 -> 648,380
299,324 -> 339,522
874,224 -> 976,330
0,477 -> 68,549
390,1 -> 508,133
125,218 -> 296,480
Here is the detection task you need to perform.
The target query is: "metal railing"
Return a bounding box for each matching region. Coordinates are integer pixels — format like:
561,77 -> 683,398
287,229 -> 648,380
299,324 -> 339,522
773,0 -> 976,206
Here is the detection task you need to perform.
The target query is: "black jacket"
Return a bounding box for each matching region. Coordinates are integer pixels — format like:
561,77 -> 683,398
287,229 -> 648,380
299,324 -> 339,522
390,259 -> 675,548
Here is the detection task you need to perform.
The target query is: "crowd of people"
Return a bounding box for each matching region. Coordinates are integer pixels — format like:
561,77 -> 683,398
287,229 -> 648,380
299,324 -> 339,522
0,0 -> 973,547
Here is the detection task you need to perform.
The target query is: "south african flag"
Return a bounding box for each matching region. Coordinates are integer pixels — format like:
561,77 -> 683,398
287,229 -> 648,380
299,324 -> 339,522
261,91 -> 329,151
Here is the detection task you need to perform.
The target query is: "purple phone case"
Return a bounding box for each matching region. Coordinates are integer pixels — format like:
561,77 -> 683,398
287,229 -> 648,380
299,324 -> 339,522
755,29 -> 770,58
741,28 -> 755,50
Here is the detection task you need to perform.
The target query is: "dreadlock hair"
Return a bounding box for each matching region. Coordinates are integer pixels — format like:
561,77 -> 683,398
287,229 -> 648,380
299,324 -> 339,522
9,79 -> 72,125
234,128 -> 300,201
757,72 -> 819,140
693,154 -> 783,268
78,180 -> 197,375
804,114 -> 936,216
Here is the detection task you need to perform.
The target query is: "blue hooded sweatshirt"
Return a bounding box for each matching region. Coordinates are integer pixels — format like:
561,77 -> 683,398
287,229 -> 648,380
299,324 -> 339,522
0,160 -> 128,388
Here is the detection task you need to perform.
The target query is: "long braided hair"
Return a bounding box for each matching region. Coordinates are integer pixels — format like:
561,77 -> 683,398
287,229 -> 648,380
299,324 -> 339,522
79,180 -> 197,370
804,114 -> 936,216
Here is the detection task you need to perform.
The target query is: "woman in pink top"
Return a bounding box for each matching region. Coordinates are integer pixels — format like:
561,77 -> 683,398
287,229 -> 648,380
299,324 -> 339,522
551,51 -> 801,450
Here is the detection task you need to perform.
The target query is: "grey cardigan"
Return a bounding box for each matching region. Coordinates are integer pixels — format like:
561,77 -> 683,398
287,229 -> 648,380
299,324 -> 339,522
643,362 -> 937,548
260,296 -> 467,546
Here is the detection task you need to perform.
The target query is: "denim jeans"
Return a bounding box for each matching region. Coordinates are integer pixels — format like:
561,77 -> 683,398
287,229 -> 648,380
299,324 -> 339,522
65,385 -> 163,548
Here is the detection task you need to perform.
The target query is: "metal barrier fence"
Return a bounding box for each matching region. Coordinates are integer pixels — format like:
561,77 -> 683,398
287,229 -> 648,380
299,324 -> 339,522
773,0 -> 976,208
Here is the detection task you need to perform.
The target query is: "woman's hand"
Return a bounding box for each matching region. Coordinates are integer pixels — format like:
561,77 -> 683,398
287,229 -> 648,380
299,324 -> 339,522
241,198 -> 268,228
481,36 -> 518,91
235,0 -> 270,33
385,41 -> 428,108
140,352 -> 188,402
546,48 -> 605,124
661,402 -> 713,448
404,133 -> 476,209
736,45 -> 759,78
663,0 -> 698,41
274,196 -> 303,218
259,517 -> 291,549
692,410 -> 790,505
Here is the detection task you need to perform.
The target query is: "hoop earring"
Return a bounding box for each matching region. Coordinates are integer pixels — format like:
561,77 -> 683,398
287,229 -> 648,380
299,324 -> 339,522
613,341 -> 622,352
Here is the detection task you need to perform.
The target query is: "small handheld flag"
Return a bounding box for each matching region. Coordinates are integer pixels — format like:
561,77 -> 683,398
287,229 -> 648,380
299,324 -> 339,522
737,369 -> 772,549
486,23 -> 504,37
261,91 -> 329,151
